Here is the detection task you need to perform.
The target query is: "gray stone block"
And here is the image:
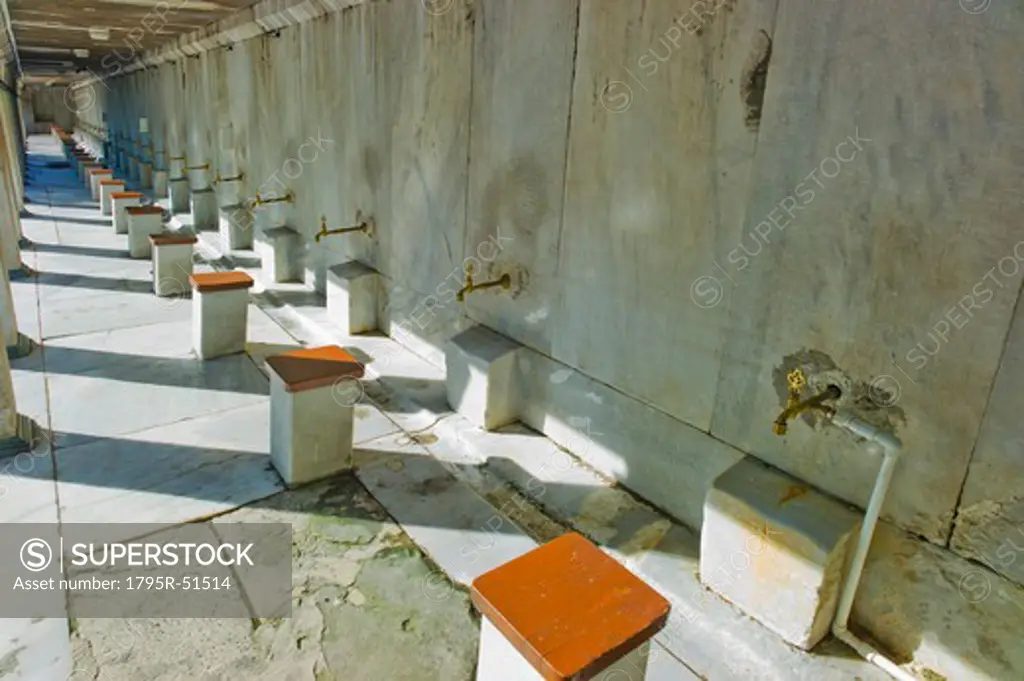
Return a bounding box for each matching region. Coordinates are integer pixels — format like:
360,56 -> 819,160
700,457 -> 861,650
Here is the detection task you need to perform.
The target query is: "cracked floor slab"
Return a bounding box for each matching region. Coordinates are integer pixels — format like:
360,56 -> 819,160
67,476 -> 479,681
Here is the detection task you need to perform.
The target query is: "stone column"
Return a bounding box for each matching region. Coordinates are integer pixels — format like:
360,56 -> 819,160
0,259 -> 16,439
0,108 -> 22,273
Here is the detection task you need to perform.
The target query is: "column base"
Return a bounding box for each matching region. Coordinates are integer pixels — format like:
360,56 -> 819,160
255,227 -> 301,283
327,261 -> 379,334
444,325 -> 522,431
169,178 -> 191,214
191,188 -> 219,230
218,204 -> 253,251
153,170 -> 169,199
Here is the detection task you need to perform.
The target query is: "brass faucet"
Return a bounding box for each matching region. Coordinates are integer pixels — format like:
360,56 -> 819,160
315,213 -> 373,243
772,369 -> 841,435
215,172 -> 244,185
249,190 -> 294,208
455,262 -> 511,302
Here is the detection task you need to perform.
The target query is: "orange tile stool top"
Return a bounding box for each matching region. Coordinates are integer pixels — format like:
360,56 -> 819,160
265,345 -> 365,487
471,532 -> 670,681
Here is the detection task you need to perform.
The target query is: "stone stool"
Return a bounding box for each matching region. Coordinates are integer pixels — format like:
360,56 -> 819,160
219,204 -> 253,251
700,458 -> 861,650
445,325 -> 523,430
471,532 -> 670,681
150,232 -> 198,297
327,261 -> 379,334
191,187 -> 219,230
140,160 -> 153,189
169,176 -> 190,214
88,168 -> 114,200
255,227 -> 301,283
153,170 -> 169,198
189,271 -> 254,360
111,192 -> 144,233
80,161 -> 101,183
265,346 -> 365,486
99,179 -> 126,216
125,206 -> 165,258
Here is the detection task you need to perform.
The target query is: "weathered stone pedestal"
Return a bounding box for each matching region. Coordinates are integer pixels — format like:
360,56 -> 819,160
218,204 -> 253,251
444,325 -> 523,430
99,180 -> 126,216
125,206 -> 165,259
150,233 -> 198,297
111,192 -> 144,234
153,170 -> 169,199
169,177 -> 190,214
191,188 -> 219,230
190,272 -> 254,360
255,227 -> 301,283
265,346 -> 365,487
326,261 -> 379,334
75,156 -> 95,181
700,457 -> 862,650
471,532 -> 669,681
88,168 -> 113,199
140,161 -> 154,189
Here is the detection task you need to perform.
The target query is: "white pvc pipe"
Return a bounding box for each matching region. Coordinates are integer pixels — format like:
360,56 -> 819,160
828,410 -> 917,681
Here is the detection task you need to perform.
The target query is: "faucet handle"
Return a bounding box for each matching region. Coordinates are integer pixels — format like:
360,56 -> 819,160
787,369 -> 806,392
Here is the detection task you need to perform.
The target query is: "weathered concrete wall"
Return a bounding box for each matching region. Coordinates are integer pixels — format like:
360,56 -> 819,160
71,1 -> 1024,675
23,86 -> 76,132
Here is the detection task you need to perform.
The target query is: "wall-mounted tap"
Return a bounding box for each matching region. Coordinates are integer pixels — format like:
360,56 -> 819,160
185,162 -> 210,171
772,369 -> 842,435
315,212 -> 374,243
249,190 -> 294,208
215,172 -> 245,185
455,262 -> 511,302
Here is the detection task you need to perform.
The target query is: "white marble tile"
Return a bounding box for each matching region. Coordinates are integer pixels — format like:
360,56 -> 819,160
0,617 -> 72,681
38,289 -> 192,340
357,453 -> 537,586
53,403 -> 283,526
44,363 -> 267,450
